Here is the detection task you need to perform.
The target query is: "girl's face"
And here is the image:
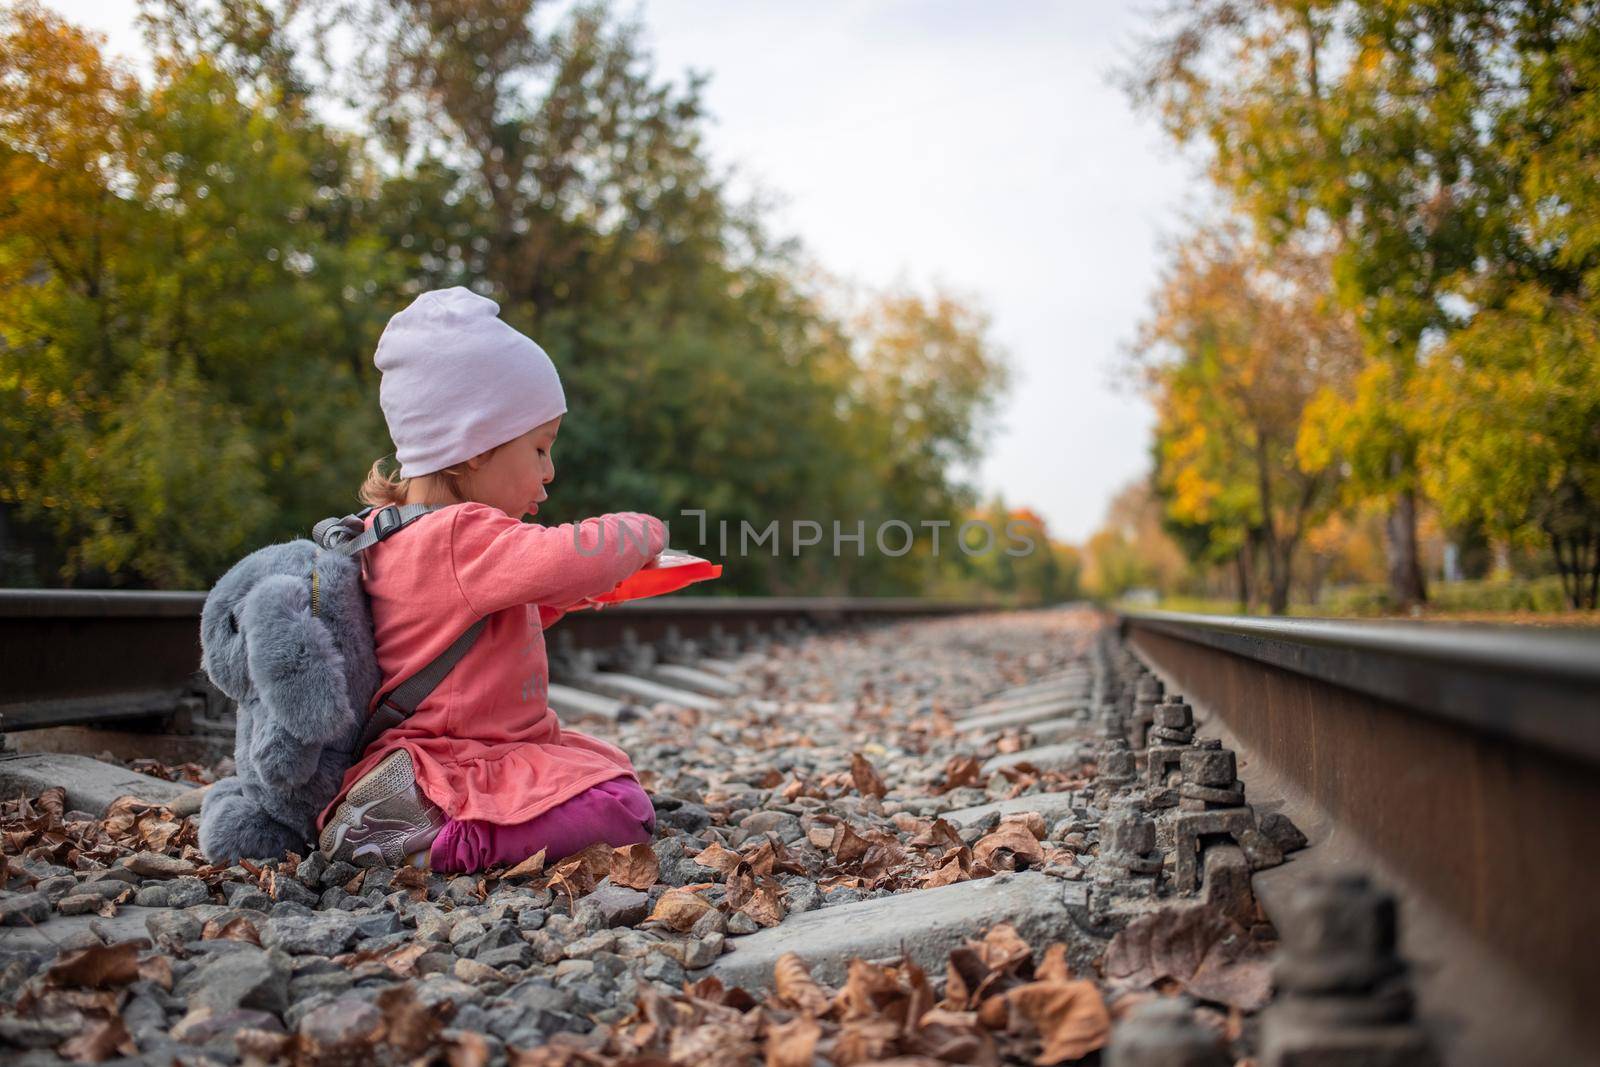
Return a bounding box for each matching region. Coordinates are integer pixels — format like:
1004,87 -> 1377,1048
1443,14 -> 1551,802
464,415 -> 561,518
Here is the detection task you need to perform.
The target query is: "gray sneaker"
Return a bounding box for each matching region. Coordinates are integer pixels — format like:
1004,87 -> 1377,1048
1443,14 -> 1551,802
318,748 -> 445,867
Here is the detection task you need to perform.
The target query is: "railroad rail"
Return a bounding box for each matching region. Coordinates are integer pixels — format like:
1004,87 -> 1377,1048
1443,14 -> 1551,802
1118,608 -> 1600,1067
0,589 -> 994,731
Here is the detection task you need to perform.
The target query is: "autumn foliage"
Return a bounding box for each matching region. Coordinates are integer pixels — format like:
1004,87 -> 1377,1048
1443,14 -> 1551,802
1109,0 -> 1600,612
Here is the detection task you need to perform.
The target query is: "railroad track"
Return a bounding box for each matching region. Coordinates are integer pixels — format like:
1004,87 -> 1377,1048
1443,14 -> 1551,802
0,602 -> 1595,1065
1119,609 -> 1600,1066
0,588 -> 992,732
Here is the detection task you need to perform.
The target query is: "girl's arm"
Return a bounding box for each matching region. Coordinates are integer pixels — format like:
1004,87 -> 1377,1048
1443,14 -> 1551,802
449,503 -> 668,618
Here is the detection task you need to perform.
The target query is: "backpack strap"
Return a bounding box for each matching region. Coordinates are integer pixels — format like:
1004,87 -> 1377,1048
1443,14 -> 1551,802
309,503 -> 489,760
348,617 -> 488,759
314,503 -> 445,557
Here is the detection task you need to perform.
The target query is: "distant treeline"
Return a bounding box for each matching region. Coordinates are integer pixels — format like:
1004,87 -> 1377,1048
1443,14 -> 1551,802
1084,0 -> 1600,612
0,0 -> 1078,603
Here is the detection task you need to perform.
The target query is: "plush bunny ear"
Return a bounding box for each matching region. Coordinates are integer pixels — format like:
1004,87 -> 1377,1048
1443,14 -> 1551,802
200,558 -> 261,702
239,573 -> 354,747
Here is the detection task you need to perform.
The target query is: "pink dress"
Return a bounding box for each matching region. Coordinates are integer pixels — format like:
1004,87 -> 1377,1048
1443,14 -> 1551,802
317,503 -> 667,832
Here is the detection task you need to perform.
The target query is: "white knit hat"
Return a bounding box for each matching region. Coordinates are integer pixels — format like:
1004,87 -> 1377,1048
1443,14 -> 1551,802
374,287 -> 567,478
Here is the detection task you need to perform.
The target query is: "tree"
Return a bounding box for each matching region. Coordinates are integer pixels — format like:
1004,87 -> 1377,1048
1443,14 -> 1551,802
0,2 -> 393,585
1135,225 -> 1360,613
1083,480 -> 1189,601
1127,0 -> 1511,608
1,0 -> 1016,596
1418,287 -> 1600,608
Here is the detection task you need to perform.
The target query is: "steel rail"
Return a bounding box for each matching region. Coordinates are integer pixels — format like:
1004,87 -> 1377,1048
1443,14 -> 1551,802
1118,607 -> 1600,765
0,589 -> 995,731
1118,608 -> 1600,1067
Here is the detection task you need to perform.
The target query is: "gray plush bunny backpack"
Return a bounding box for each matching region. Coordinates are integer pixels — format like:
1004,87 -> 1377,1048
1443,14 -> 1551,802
197,504 -> 484,864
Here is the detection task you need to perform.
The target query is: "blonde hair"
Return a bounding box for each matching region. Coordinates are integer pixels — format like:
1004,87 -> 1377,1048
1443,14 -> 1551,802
358,446 -> 503,509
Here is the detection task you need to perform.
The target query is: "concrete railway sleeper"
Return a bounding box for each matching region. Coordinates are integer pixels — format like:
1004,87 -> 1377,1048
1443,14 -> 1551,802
0,606 -> 1592,1065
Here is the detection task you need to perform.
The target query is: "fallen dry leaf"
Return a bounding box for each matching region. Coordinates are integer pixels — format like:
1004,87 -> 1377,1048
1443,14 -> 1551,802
972,823 -> 1045,871
1036,944 -> 1072,983
765,1015 -> 821,1067
58,1013 -> 133,1063
1102,904 -> 1272,1011
378,982 -> 453,1056
740,878 -> 787,928
611,843 -> 659,890
1000,811 -> 1048,840
45,942 -> 141,990
941,755 -> 983,793
1004,979 -> 1111,1065
850,753 -> 888,798
692,841 -> 743,876
444,1030 -> 492,1067
137,953 -> 173,991
505,847 -> 549,881
551,842 -> 614,895
202,916 -> 261,945
772,954 -> 831,1015
648,888 -> 713,931
829,823 -> 872,865
921,847 -> 973,889
909,818 -> 964,852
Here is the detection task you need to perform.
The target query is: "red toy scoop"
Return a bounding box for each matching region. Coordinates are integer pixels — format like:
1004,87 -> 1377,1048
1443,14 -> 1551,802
581,549 -> 722,607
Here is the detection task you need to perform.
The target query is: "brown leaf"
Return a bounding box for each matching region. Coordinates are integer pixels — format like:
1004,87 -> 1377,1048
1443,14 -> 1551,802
201,916 -> 261,945
36,787 -> 66,823
972,823 -> 1045,871
941,755 -> 984,793
833,1017 -> 901,1064
504,848 -> 548,880
835,958 -> 910,1023
378,941 -> 432,977
59,1013 -> 132,1063
850,753 -> 888,798
1102,904 -> 1271,1011
445,1030 -> 492,1067
1004,979 -> 1110,1065
972,924 -> 1034,974
692,841 -> 743,875
909,818 -> 964,852
1035,944 -> 1072,984
377,982 -> 452,1056
648,888 -> 712,931
772,953 -> 831,1015
137,953 -> 174,991
913,1009 -> 998,1066
1000,811 -> 1048,840
235,1027 -> 293,1065
921,847 -> 972,889
611,843 -> 659,890
45,942 -> 141,989
740,877 -> 787,928
829,823 -> 872,865
765,1015 -> 821,1067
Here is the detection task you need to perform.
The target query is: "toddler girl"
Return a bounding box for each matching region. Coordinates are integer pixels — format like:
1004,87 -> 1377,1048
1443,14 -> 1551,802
317,287 -> 666,872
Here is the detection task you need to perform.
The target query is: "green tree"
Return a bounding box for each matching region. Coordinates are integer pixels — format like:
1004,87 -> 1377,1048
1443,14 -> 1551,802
1135,225 -> 1360,613
1,2 -> 392,584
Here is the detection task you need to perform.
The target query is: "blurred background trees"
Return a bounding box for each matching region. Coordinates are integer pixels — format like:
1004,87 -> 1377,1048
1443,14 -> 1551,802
1089,0 -> 1600,612
0,0 -> 1069,599
4,0 -> 1595,614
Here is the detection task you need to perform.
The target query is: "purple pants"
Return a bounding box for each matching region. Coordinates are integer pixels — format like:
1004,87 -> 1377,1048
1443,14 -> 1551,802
429,778 -> 656,873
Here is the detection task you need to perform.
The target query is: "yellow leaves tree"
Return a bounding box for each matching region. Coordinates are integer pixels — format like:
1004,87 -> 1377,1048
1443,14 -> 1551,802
1133,225 -> 1360,613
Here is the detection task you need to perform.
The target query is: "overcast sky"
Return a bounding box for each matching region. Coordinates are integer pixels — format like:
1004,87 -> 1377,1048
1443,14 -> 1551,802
50,1 -> 1191,543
